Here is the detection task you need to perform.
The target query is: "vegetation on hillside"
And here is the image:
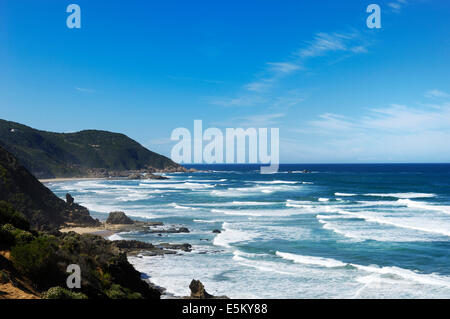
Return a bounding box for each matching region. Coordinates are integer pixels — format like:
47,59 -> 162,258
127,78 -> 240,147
0,201 -> 160,299
0,119 -> 182,178
0,145 -> 100,229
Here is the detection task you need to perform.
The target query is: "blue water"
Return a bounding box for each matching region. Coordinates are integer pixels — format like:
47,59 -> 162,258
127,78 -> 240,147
47,164 -> 450,298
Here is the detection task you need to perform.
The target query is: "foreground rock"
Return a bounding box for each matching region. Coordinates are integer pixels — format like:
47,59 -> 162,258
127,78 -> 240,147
144,227 -> 190,234
112,240 -> 191,256
106,211 -> 134,225
186,280 -> 228,299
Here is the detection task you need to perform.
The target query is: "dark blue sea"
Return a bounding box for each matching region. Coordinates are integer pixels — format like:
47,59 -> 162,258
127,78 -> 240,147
47,164 -> 450,298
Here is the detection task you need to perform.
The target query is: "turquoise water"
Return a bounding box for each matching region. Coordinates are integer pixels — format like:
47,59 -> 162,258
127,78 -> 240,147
47,164 -> 450,298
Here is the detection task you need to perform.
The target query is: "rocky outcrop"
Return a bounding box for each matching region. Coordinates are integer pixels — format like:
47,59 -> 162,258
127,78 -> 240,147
144,227 -> 190,234
65,193 -> 74,205
189,280 -> 213,299
157,243 -> 192,252
187,280 -> 228,299
106,212 -> 134,225
112,240 -> 192,256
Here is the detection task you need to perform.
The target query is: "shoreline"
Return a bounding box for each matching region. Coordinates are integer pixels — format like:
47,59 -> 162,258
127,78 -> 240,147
40,177 -> 106,183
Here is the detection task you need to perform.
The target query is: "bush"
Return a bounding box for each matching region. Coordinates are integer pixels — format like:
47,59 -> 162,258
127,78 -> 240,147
0,224 -> 34,247
11,236 -> 60,287
105,284 -> 142,299
0,201 -> 30,231
0,270 -> 10,284
42,286 -> 88,299
0,226 -> 15,246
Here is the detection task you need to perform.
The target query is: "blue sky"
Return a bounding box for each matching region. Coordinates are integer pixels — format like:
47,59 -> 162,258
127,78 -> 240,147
0,0 -> 449,163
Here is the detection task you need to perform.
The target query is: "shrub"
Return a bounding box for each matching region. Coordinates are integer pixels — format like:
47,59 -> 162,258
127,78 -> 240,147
0,270 -> 10,284
0,226 -> 15,246
10,236 -> 60,287
42,286 -> 88,299
0,201 -> 29,230
0,224 -> 34,247
104,284 -> 142,299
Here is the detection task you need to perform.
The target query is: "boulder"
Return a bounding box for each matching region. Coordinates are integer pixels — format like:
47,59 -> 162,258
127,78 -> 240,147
212,229 -> 221,234
106,211 -> 134,225
66,193 -> 74,205
145,173 -> 168,180
189,280 -> 213,299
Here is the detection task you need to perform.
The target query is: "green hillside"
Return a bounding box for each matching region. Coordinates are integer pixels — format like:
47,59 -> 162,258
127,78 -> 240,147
0,145 -> 100,229
0,119 -> 182,178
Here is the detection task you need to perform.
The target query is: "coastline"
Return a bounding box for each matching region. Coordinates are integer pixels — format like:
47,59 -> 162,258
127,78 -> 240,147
39,177 -> 106,183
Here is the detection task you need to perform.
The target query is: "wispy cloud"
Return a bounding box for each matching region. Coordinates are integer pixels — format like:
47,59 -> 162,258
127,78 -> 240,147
214,30 -> 370,106
75,87 -> 95,93
425,89 -> 449,99
213,113 -> 286,127
266,62 -> 302,74
247,31 -> 369,94
387,0 -> 408,13
209,95 -> 267,107
290,93 -> 450,162
296,32 -> 367,59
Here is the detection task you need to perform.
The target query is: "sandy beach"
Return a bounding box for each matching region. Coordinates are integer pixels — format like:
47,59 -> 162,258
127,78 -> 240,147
59,226 -> 116,238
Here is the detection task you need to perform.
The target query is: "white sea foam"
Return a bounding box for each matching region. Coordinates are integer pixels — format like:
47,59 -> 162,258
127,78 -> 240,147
142,182 -> 216,190
397,199 -> 450,214
365,193 -> 436,199
213,222 -> 258,248
276,251 -> 347,268
107,233 -> 125,241
232,254 -> 296,276
193,219 -> 220,223
188,179 -> 227,182
254,180 -> 299,184
318,198 -> 329,202
211,184 -> 301,197
168,203 -> 198,210
212,208 -> 305,217
352,264 -> 450,288
320,209 -> 450,238
276,251 -> 450,288
335,193 -> 357,196
189,201 -> 278,207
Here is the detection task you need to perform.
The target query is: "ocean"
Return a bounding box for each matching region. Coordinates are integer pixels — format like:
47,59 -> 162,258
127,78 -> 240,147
46,164 -> 450,298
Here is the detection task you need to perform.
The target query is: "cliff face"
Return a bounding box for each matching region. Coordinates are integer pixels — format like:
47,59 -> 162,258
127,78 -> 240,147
0,145 -> 99,230
0,119 -> 183,178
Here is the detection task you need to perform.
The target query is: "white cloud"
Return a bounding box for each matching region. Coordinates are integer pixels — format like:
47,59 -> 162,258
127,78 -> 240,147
425,89 -> 449,99
244,79 -> 274,93
75,87 -> 95,93
387,0 -> 408,12
216,30 -> 370,106
289,99 -> 450,162
266,62 -> 301,74
209,95 -> 266,107
215,113 -> 285,127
